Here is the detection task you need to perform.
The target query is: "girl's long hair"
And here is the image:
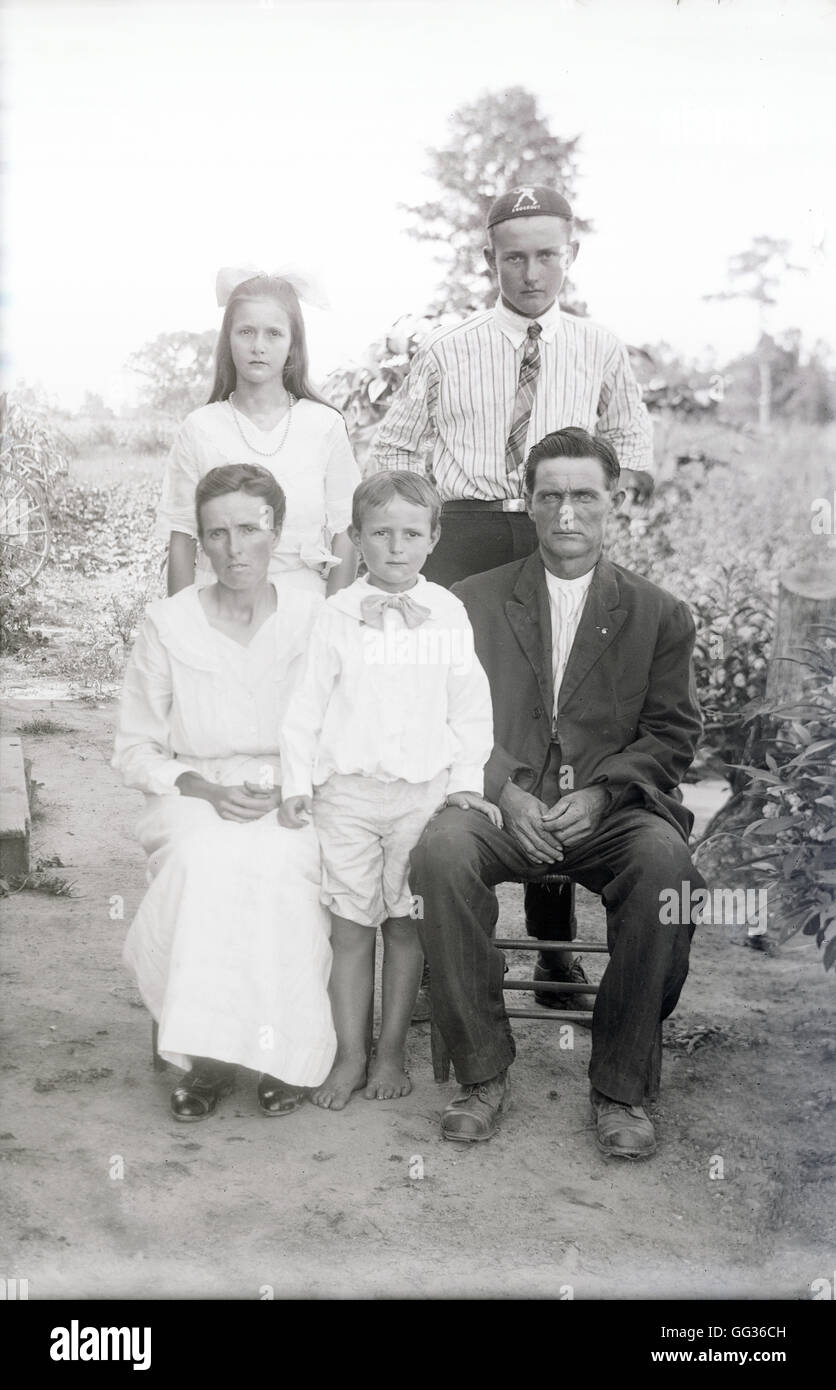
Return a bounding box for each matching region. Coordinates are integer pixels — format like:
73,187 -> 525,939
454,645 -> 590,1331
207,275 -> 337,410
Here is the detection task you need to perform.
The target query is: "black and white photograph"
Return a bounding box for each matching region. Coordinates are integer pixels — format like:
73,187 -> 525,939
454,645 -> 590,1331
1,0 -> 834,1350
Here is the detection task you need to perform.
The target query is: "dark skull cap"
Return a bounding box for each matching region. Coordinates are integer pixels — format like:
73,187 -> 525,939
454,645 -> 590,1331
486,185 -> 573,230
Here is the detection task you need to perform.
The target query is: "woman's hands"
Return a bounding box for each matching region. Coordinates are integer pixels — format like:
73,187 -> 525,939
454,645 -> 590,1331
175,771 -> 282,822
278,794 -> 313,828
445,791 -> 503,828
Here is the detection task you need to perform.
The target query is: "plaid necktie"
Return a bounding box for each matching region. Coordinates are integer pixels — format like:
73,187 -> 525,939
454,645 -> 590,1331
359,591 -> 432,629
505,321 -> 542,476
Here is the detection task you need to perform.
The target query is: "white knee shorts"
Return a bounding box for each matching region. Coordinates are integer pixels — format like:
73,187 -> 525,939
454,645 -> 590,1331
312,771 -> 448,928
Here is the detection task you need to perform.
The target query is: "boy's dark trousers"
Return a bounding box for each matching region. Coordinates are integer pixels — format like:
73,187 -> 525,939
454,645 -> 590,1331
423,505 -> 575,948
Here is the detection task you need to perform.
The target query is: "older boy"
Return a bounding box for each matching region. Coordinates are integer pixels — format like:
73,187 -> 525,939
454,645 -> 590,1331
372,185 -> 654,990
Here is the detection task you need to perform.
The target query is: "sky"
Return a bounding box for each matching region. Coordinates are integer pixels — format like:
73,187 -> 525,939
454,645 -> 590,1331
3,0 -> 836,409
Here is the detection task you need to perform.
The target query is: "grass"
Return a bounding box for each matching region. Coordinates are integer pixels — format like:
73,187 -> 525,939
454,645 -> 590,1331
67,448 -> 166,488
0,854 -> 75,896
0,870 -> 76,897
17,717 -> 74,736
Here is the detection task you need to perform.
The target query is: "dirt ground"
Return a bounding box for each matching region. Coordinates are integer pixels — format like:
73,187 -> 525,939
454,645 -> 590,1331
1,696 -> 833,1301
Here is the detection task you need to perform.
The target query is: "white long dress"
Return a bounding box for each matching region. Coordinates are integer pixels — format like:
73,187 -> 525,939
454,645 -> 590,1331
156,399 -> 361,594
112,585 -> 337,1083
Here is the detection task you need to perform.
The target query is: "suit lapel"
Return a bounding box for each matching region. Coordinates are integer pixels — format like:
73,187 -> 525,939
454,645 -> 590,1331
557,559 -> 627,711
505,552 -> 554,717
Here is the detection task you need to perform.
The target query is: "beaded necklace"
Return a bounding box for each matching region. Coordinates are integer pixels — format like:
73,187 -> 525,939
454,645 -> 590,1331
228,393 -> 296,458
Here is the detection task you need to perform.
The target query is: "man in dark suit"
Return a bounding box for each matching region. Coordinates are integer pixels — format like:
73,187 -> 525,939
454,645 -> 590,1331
410,426 -> 705,1158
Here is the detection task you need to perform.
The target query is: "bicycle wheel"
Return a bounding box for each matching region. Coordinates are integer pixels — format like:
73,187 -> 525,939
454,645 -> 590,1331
0,472 -> 51,592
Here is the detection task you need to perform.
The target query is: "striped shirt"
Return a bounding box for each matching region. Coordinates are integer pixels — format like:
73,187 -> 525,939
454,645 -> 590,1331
545,565 -> 596,719
371,299 -> 653,498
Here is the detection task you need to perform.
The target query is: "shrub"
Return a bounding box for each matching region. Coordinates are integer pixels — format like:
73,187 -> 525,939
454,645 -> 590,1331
50,566 -> 163,696
699,623 -> 836,969
0,547 -> 48,654
0,392 -> 71,498
322,314 -> 454,469
52,480 -> 165,577
605,428 -> 834,775
117,418 -> 175,455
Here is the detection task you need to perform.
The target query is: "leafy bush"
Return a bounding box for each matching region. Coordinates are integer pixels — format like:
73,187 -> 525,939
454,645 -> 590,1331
0,546 -> 48,653
52,480 -> 165,576
49,565 -> 163,695
0,582 -> 48,654
605,480 -> 774,776
117,418 -> 175,455
689,570 -> 772,773
61,414 -> 175,457
699,623 -> 836,969
606,426 -> 834,774
322,315 -> 454,469
0,392 -> 71,499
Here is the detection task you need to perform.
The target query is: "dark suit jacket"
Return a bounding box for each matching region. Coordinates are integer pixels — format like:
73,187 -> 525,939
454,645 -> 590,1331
453,552 -> 702,840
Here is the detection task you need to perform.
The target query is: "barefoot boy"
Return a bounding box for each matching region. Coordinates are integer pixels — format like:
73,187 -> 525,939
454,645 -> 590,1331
279,471 -> 498,1110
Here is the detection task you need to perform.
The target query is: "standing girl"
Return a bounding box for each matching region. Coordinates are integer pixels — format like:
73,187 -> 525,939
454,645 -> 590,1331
159,269 -> 361,596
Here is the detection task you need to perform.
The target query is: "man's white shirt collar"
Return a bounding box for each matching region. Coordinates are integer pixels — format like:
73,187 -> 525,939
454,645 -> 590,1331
544,566 -> 596,596
493,297 -> 562,348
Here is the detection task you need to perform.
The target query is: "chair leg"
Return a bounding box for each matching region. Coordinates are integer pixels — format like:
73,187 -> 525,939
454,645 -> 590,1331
430,1017 -> 451,1084
151,1018 -> 166,1073
366,934 -> 376,1055
646,1020 -> 663,1103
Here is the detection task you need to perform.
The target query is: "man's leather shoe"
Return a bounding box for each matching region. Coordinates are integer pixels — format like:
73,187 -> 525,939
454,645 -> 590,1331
590,1087 -> 656,1159
441,1070 -> 510,1142
533,955 -> 596,1017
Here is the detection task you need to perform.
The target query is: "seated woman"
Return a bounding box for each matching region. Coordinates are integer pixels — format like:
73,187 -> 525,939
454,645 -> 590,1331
112,463 -> 336,1121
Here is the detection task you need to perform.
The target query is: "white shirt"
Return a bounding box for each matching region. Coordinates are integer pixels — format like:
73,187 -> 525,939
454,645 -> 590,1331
157,398 -> 361,586
112,586 -> 322,796
370,298 -> 653,496
279,575 -> 494,798
545,566 -> 596,716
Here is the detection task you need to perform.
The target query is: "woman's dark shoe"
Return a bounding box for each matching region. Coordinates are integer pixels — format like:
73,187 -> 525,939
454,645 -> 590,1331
170,1061 -> 235,1122
257,1073 -> 306,1116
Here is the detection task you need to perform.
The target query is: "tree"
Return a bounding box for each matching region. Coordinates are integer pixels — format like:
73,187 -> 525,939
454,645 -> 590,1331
126,330 -> 218,417
722,330 -> 836,426
402,86 -> 591,315
80,391 -> 115,420
704,237 -> 806,430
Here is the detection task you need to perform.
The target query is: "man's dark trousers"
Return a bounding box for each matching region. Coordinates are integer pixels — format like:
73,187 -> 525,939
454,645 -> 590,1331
410,804 -> 703,1105
423,507 -> 576,948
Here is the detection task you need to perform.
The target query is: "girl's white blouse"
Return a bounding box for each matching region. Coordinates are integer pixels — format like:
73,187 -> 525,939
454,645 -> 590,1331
112,585 -> 323,796
157,399 -> 361,586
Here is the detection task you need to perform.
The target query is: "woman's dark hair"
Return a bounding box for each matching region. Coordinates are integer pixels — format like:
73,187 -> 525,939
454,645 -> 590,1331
195,464 -> 286,539
207,275 -> 337,410
524,426 -> 621,494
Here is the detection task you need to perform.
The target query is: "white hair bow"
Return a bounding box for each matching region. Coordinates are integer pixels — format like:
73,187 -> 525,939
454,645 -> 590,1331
215,264 -> 330,311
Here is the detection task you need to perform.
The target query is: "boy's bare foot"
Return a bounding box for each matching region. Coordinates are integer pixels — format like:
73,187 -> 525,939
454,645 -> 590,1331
364,1052 -> 412,1101
311,1056 -> 367,1111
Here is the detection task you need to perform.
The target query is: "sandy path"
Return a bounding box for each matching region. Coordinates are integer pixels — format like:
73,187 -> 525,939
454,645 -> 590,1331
0,698 -> 833,1299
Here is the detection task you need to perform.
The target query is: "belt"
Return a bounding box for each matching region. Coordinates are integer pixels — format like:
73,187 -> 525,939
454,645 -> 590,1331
442,498 -> 528,513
